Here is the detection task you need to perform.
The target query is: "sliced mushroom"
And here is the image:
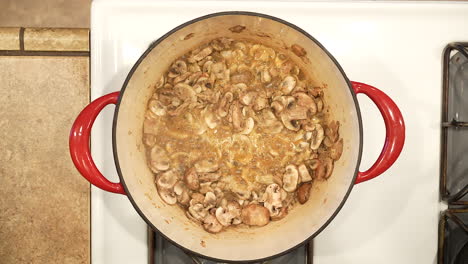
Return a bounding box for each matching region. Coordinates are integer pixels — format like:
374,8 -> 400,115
280,111 -> 300,131
215,201 -> 241,226
231,101 -> 243,131
199,182 -> 214,194
143,133 -> 157,147
298,164 -> 313,182
156,169 -> 179,190
261,68 -> 271,83
270,206 -> 288,221
198,172 -> 221,183
316,158 -> 334,180
231,72 -> 252,84
149,145 -> 170,172
174,181 -> 191,206
294,92 -> 317,114
184,167 -> 200,190
326,121 -> 340,143
240,117 -> 255,135
241,204 -> 270,227
283,165 -> 299,192
203,107 -> 219,129
253,96 -> 268,111
203,214 -> 223,233
271,101 -> 284,114
240,91 -> 257,106
188,203 -> 208,221
168,60 -> 188,77
158,188 -> 177,205
280,76 -> 296,94
330,138 -> 343,160
316,98 -> 324,112
306,159 -> 320,171
193,47 -> 213,61
174,83 -> 196,102
195,160 -> 219,173
310,124 -> 325,150
217,92 -> 233,118
203,192 -> 217,208
148,99 -> 166,116
297,182 -> 312,204
261,184 -> 283,217
190,193 -> 205,205
173,72 -> 191,84
286,105 -> 309,120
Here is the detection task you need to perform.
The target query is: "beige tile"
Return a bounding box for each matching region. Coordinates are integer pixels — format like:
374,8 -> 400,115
0,27 -> 20,50
0,56 -> 90,264
0,0 -> 90,28
24,28 -> 89,51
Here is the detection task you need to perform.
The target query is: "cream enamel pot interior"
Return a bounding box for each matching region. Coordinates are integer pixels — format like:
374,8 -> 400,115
69,12 -> 405,262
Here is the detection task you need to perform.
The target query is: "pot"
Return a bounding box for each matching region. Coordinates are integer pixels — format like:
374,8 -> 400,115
69,12 -> 405,262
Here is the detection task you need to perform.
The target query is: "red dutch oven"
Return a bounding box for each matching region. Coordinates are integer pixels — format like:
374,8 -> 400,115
69,12 -> 405,262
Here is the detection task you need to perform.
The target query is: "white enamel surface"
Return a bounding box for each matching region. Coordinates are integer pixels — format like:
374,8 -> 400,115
91,1 -> 468,264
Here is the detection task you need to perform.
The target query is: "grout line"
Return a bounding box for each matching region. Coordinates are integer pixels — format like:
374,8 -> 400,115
19,27 -> 25,50
0,50 -> 89,57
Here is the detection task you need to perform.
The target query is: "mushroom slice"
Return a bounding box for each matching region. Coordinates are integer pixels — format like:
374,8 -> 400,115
316,158 -> 334,180
203,214 -> 223,233
156,169 -> 179,190
190,193 -> 205,205
231,101 -> 243,131
305,159 -> 320,171
174,181 -> 190,206
271,101 -> 284,114
158,188 -> 177,205
240,91 -> 257,106
193,47 -> 213,61
330,138 -> 343,160
195,160 -> 219,173
253,96 -> 268,111
283,165 -> 299,192
271,206 -> 288,221
280,111 -> 300,131
148,99 -> 167,116
280,76 -> 296,94
261,184 -> 283,217
297,182 -> 312,204
149,145 -> 170,172
215,201 -> 242,226
199,172 -> 221,183
203,191 -> 217,208
326,121 -> 340,143
188,203 -> 208,221
174,83 -> 196,102
240,117 -> 255,135
298,164 -> 313,182
310,124 -> 325,150
217,92 -> 233,118
203,108 -> 219,129
294,92 -> 317,114
241,204 -> 270,227
184,167 -> 200,191
199,182 -> 214,194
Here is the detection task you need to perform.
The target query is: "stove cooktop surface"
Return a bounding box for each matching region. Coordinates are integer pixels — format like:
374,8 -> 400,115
91,1 -> 468,263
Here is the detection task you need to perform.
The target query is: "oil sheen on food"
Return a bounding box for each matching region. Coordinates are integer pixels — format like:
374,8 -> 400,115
142,37 -> 343,233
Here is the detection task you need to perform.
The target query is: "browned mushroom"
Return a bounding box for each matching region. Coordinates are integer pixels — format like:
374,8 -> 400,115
184,168 -> 200,190
241,204 -> 270,226
297,182 -> 312,204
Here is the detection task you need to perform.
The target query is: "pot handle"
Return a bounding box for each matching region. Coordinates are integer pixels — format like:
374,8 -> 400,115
351,82 -> 405,184
69,92 -> 126,194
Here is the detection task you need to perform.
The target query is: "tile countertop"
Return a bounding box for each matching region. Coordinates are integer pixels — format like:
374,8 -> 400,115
0,27 -> 90,264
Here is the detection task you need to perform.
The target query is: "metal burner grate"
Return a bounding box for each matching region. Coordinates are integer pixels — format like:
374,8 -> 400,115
440,42 -> 468,205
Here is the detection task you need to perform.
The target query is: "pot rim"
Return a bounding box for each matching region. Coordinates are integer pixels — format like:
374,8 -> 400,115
112,11 -> 363,263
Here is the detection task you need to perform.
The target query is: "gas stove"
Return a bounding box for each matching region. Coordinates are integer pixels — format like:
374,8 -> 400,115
439,42 -> 468,264
90,1 -> 468,263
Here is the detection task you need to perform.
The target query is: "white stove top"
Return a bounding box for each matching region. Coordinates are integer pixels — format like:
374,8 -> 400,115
90,1 -> 468,263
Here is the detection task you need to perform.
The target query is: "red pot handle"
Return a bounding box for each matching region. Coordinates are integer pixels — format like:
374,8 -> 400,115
69,92 -> 126,195
352,81 -> 405,184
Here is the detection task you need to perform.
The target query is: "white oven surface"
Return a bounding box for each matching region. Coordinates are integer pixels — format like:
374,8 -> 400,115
91,1 -> 468,263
